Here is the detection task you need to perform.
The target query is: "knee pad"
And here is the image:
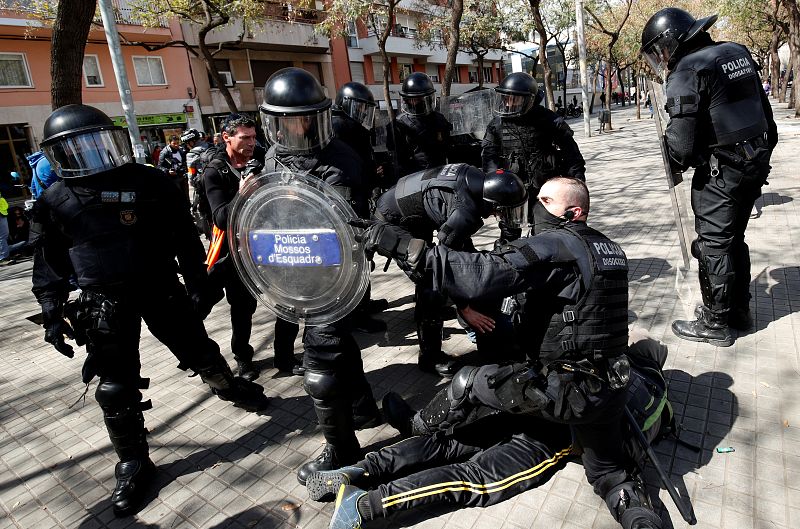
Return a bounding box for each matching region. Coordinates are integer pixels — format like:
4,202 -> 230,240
303,370 -> 343,401
447,366 -> 479,408
95,380 -> 142,409
690,239 -> 703,260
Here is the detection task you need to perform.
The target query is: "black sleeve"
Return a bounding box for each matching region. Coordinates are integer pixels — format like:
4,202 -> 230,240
203,162 -> 234,229
760,87 -> 778,149
160,176 -> 208,290
30,201 -> 73,306
424,234 -> 578,304
481,119 -> 502,172
393,120 -> 414,176
553,118 -> 586,179
664,68 -> 703,168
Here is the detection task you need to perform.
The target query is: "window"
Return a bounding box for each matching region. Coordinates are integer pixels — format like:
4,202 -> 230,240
346,20 -> 359,47
399,64 -> 412,81
83,55 -> 104,87
483,66 -> 493,83
0,53 -> 33,88
132,56 -> 166,86
209,59 -> 234,88
468,71 -> 478,83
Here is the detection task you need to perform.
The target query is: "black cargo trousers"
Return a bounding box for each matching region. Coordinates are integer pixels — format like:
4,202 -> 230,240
356,415 -> 572,517
690,145 -> 771,314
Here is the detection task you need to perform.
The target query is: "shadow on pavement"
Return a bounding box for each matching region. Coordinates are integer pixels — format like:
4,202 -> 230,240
739,265 -> 800,339
752,191 -> 793,219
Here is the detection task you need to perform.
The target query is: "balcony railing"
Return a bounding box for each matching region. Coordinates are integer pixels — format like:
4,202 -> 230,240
92,7 -> 168,28
262,2 -> 325,24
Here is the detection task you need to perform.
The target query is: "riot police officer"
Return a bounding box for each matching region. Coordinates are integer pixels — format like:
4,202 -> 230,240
355,177 -> 663,529
259,67 -> 382,483
641,8 -> 778,346
394,72 -> 453,176
482,73 -> 585,238
332,82 -> 391,322
31,104 -> 268,517
374,163 -> 527,376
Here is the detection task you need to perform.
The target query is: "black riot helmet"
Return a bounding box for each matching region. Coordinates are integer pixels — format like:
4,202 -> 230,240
260,67 -> 333,153
334,82 -> 377,130
41,104 -> 133,178
464,166 -> 528,225
399,72 -> 437,116
641,8 -> 718,80
493,72 -> 538,117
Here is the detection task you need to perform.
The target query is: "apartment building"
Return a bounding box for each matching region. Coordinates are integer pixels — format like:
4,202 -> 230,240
0,5 -> 202,193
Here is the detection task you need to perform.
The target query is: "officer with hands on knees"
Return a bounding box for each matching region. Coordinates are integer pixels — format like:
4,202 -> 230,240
394,72 -> 453,176
482,73 -> 585,239
259,67 -> 383,484
640,8 -> 778,346
374,163 -> 527,376
31,104 -> 269,517
353,177 -> 663,529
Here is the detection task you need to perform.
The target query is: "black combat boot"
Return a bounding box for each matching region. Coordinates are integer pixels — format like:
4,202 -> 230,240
197,360 -> 270,411
297,393 -> 361,485
236,358 -> 260,382
417,322 -> 458,377
672,306 -> 733,347
604,481 -> 663,529
306,465 -> 369,501
102,405 -> 155,516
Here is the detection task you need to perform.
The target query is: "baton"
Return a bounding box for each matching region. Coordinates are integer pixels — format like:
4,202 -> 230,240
624,406 -> 697,525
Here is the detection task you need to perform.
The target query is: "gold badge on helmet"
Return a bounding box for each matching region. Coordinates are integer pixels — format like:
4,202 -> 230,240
120,210 -> 137,225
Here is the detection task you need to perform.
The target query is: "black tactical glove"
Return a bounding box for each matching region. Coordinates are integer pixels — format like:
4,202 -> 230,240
242,159 -> 263,179
41,299 -> 76,358
349,218 -> 410,258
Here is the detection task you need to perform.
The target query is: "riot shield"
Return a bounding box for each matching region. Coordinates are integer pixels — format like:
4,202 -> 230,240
439,89 -> 494,140
649,80 -> 694,271
228,170 -> 369,325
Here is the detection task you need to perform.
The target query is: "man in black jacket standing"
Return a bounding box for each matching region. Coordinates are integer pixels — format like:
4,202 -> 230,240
31,104 -> 268,517
203,114 -> 284,380
641,8 -> 778,346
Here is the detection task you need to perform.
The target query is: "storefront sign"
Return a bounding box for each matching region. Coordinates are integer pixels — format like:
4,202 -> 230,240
112,113 -> 188,127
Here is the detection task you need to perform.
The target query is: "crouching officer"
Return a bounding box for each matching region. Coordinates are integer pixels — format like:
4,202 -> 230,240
482,73 -> 585,237
355,177 -> 663,529
374,163 -> 527,376
31,104 -> 269,517
640,8 -> 778,346
259,68 -> 382,484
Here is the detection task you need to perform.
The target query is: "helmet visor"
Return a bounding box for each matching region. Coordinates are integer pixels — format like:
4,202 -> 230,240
493,92 -> 531,117
498,204 -> 527,228
262,111 -> 333,153
343,99 -> 376,129
401,93 -> 437,116
43,129 -> 133,178
642,37 -> 679,81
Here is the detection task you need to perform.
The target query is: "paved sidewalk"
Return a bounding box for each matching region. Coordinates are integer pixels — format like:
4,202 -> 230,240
1,101 -> 798,529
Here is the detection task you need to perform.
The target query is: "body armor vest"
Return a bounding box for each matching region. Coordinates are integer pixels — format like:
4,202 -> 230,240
670,42 -> 768,147
396,112 -> 450,170
532,223 -> 629,365
43,180 -> 166,287
500,117 -> 559,187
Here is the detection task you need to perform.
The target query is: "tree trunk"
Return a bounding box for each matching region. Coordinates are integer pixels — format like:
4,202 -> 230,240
198,25 -> 238,113
477,53 -> 485,88
770,28 -> 781,100
635,66 -> 641,120
617,66 -> 625,107
605,48 -> 614,129
787,0 -> 800,115
50,0 -> 96,109
531,0 -> 554,109
442,0 -> 464,97
779,62 -> 791,102
591,60 -> 600,113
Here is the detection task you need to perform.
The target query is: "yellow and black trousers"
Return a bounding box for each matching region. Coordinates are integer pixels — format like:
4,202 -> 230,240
358,415 -> 573,517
